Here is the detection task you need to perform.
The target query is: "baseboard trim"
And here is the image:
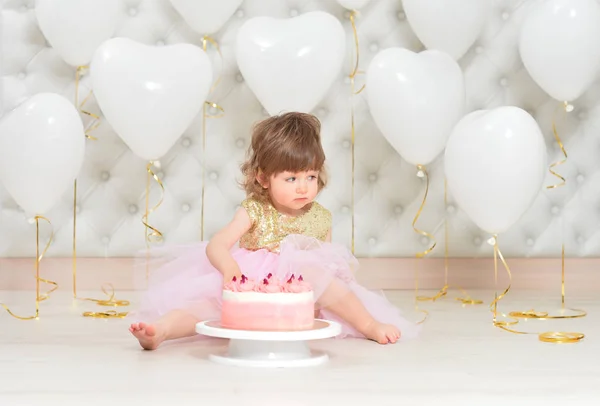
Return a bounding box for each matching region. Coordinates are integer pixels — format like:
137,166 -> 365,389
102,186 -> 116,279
1,257 -> 597,293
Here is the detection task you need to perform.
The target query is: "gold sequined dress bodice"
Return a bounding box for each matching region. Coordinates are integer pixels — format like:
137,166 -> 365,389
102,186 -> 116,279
239,198 -> 331,253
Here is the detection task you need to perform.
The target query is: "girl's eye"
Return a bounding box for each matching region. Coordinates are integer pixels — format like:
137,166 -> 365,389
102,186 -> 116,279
286,177 -> 296,182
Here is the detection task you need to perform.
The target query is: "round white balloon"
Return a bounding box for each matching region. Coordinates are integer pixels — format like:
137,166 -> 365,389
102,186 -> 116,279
445,106 -> 547,235
0,93 -> 86,216
236,11 -> 345,116
90,38 -> 213,161
35,0 -> 119,67
366,48 -> 465,166
169,0 -> 242,35
519,0 -> 600,102
403,0 -> 490,60
337,0 -> 372,10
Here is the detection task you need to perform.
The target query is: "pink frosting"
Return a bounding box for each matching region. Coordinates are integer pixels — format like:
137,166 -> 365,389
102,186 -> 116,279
223,273 -> 312,293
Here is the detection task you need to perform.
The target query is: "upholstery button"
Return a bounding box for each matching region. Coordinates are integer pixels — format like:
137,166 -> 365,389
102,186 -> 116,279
344,77 -> 351,84
420,237 -> 429,245
342,140 -> 351,149
236,73 -> 244,83
236,138 -> 245,148
101,171 -> 110,181
129,7 -> 137,16
209,105 -> 218,115
317,108 -> 327,117
343,11 -> 351,19
577,174 -> 585,183
526,238 -> 534,246
551,206 -> 560,215
236,9 -> 244,18
446,205 -> 455,214
369,43 -> 379,52
102,236 -> 110,244
368,237 -> 377,246
181,203 -> 191,213
156,40 -> 165,46
499,78 -> 508,87
577,235 -> 585,244
475,46 -> 484,54
394,205 -> 403,215
156,171 -> 164,179
290,9 -> 298,17
368,173 -> 378,182
341,205 -> 350,214
578,111 -> 587,120
473,237 -> 482,246
501,11 -> 510,20
209,172 -> 218,180
181,137 -> 191,147
129,204 -> 138,214
18,72 -> 26,80
20,5 -> 28,12
397,11 -> 406,20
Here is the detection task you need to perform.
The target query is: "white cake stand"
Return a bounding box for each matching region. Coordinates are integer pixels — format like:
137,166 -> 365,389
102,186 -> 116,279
196,319 -> 341,368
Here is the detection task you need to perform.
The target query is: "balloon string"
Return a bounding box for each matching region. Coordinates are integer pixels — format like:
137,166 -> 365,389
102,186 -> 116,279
546,101 -> 570,190
1,216 -> 56,320
73,66 -> 129,318
200,36 -> 225,240
417,178 -> 482,305
490,236 -> 584,344
143,161 -> 165,245
348,10 -> 364,255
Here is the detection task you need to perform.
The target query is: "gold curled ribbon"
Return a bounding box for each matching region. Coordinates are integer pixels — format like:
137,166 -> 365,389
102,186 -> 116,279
73,66 -> 129,316
142,161 -> 165,245
83,310 -> 128,319
416,178 -> 482,305
489,236 -> 584,344
546,101 -> 570,190
200,36 -> 226,240
75,66 -> 101,140
508,244 -> 586,321
348,10 -> 365,255
0,216 -> 56,320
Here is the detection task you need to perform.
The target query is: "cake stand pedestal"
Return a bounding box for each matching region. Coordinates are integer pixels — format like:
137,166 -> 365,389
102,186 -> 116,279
196,319 -> 341,368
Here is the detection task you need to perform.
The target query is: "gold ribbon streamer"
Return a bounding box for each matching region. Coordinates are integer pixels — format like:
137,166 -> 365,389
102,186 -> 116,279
143,161 -> 165,245
412,165 -> 437,323
349,10 -> 365,255
200,36 -> 226,240
489,236 -> 584,344
416,178 -> 482,305
0,216 -> 56,320
73,66 -> 129,318
545,101 -> 570,190
505,101 -> 585,337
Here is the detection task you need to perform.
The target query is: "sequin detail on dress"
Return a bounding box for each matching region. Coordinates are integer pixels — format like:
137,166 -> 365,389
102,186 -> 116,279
239,198 -> 331,253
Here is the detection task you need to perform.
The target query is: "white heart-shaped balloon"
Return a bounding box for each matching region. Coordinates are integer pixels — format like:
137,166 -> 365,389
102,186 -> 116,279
519,0 -> 600,102
35,0 -> 119,67
366,48 -> 465,166
0,93 -> 85,216
236,11 -> 345,116
170,0 -> 242,35
90,38 -> 212,161
445,106 -> 546,234
403,0 -> 490,60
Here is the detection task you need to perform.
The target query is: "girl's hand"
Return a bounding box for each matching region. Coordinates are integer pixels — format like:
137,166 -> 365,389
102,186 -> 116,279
224,268 -> 243,284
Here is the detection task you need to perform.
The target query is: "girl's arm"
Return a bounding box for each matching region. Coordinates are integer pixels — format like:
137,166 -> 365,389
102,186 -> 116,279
206,207 -> 253,282
326,228 -> 332,243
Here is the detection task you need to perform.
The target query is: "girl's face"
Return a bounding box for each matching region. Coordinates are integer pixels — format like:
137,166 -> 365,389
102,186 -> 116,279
261,170 -> 320,215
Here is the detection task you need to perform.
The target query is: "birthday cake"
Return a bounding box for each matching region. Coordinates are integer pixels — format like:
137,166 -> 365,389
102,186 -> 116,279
221,273 -> 314,331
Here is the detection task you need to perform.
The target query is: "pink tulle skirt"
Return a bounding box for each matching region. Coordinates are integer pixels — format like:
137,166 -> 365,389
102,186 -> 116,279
131,234 -> 421,341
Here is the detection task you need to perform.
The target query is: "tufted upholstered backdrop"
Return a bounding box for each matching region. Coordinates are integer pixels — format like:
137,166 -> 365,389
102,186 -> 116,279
1,0 -> 600,262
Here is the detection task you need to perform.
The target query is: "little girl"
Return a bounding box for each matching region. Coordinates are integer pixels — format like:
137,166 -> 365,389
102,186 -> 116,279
129,112 -> 420,349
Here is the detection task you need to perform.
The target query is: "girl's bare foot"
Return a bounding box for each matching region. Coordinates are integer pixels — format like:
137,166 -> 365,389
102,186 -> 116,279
361,320 -> 401,344
129,322 -> 164,350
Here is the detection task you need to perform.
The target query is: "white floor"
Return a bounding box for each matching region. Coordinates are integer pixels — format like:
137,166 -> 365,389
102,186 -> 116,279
1,289 -> 598,405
